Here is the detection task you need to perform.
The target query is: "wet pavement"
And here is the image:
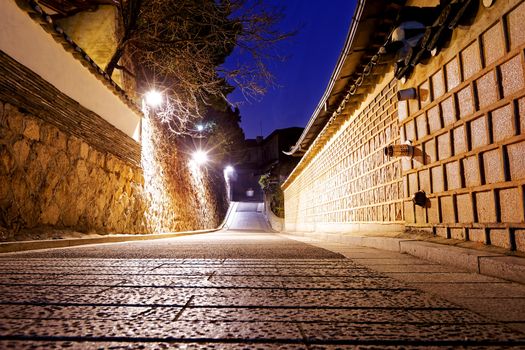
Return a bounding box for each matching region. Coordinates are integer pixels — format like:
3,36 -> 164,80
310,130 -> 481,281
0,203 -> 524,348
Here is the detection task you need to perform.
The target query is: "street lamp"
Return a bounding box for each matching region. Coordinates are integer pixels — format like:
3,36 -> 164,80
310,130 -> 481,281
145,90 -> 163,107
224,165 -> 235,201
196,124 -> 204,132
192,150 -> 208,165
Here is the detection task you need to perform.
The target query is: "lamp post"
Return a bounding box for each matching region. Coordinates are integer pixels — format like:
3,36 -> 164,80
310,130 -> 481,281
224,165 -> 235,201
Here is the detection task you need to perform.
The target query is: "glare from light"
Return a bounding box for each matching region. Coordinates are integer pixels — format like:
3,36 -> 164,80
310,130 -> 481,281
145,90 -> 163,107
196,124 -> 204,132
192,150 -> 208,165
225,165 -> 234,173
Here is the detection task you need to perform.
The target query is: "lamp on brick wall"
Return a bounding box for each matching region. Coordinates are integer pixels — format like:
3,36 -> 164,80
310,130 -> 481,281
397,88 -> 417,101
412,190 -> 428,207
384,141 -> 414,158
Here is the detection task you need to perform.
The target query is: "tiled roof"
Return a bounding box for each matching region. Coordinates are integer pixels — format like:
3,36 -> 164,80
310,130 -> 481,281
284,0 -> 402,157
23,0 -> 142,116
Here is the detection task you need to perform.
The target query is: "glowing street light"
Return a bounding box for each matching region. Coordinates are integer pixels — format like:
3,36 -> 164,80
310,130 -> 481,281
196,124 -> 204,132
224,165 -> 234,174
145,90 -> 163,107
192,150 -> 208,165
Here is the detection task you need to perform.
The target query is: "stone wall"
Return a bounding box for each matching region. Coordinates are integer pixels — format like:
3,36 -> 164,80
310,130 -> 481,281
284,73 -> 404,234
400,0 -> 525,251
0,102 -> 145,237
0,102 -> 227,240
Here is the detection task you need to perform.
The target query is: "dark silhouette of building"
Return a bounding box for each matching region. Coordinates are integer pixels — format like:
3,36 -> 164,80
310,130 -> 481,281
230,127 -> 303,202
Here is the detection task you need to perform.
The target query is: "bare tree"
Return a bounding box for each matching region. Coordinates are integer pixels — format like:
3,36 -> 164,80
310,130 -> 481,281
107,0 -> 292,135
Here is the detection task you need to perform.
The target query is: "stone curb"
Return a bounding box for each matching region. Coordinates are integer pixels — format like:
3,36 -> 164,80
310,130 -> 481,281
285,232 -> 525,285
0,229 -> 219,254
0,203 -> 238,254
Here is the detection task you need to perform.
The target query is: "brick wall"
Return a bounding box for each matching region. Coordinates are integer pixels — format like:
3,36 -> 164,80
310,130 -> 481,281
285,73 -> 404,234
400,0 -> 525,251
284,0 -> 525,252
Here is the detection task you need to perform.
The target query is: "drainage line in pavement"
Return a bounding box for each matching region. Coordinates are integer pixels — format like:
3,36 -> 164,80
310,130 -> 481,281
172,295 -> 195,322
0,301 -> 463,310
0,335 -> 524,347
0,284 -> 419,292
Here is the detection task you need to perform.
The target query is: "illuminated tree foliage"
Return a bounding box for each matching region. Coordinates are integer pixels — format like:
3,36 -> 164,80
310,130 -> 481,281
106,0 -> 291,135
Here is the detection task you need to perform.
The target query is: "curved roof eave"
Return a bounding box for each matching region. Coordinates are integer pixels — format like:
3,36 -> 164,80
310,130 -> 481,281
284,0 -> 367,156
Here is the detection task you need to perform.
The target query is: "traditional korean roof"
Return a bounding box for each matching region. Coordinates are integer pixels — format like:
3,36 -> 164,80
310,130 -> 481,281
20,0 -> 141,115
39,0 -> 117,18
284,0 -> 403,157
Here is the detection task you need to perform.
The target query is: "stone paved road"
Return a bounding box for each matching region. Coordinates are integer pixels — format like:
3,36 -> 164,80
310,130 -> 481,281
1,206 -> 525,348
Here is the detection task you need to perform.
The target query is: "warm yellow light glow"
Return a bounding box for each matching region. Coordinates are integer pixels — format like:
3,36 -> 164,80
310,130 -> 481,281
192,150 -> 209,165
145,90 -> 163,107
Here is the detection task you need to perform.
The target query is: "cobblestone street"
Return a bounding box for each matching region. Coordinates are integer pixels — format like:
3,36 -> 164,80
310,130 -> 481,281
1,226 -> 525,348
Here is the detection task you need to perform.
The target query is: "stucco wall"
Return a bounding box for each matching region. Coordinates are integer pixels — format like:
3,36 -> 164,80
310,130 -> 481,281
284,72 -> 404,234
400,0 -> 525,251
0,0 -> 140,140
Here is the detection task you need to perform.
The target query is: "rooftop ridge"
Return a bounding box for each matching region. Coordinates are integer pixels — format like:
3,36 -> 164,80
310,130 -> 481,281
24,0 -> 142,116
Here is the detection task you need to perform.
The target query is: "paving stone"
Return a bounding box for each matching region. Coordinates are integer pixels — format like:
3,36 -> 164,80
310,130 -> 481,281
178,307 -> 435,323
309,346 -> 519,349
0,319 -> 37,335
0,291 -> 191,306
382,272 -> 505,283
13,320 -> 303,341
406,309 -> 489,323
1,233 -> 524,349
0,277 -> 125,286
0,341 -> 308,350
0,305 -> 166,320
201,288 -> 289,298
274,268 -> 370,276
369,264 -> 457,273
411,282 -> 525,298
0,285 -> 108,294
281,277 -> 408,290
300,322 -> 525,342
450,298 -> 525,322
350,258 -> 438,265
0,267 -> 155,274
507,323 -> 525,334
286,289 -> 454,308
191,290 -> 453,308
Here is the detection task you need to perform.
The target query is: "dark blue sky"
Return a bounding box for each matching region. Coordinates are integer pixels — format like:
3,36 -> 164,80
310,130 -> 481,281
227,1 -> 357,139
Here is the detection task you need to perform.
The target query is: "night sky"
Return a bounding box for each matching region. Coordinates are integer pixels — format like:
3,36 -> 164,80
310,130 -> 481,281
227,0 -> 357,139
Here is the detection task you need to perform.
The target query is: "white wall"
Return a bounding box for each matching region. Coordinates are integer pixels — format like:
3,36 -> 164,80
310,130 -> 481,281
0,1 -> 141,141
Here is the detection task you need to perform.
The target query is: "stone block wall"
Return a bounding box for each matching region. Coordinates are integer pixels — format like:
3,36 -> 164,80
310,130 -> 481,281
400,0 -> 525,251
284,73 -> 404,233
0,102 -> 227,240
0,102 -> 147,236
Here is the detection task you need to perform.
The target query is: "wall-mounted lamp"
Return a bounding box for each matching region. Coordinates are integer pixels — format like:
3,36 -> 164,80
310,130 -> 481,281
384,141 -> 414,158
397,88 -> 417,101
412,190 -> 428,207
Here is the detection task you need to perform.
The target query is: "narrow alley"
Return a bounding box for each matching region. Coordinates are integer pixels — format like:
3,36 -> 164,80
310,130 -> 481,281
0,203 -> 524,349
